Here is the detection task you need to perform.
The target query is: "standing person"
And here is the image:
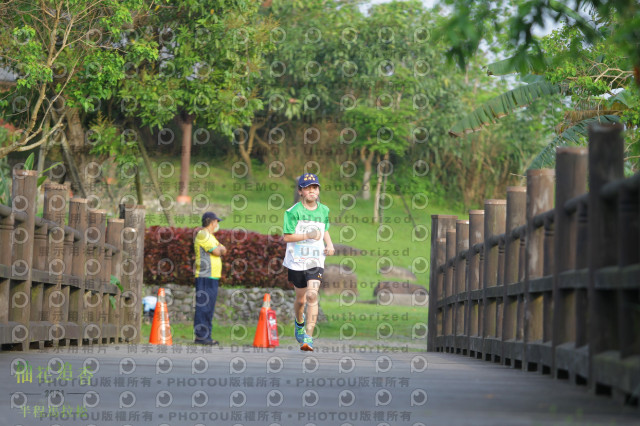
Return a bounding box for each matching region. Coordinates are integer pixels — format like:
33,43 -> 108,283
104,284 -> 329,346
283,173 -> 335,351
193,211 -> 227,345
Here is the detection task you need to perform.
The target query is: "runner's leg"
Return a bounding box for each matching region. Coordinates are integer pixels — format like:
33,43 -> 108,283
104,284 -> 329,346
294,287 -> 306,324
305,279 -> 321,336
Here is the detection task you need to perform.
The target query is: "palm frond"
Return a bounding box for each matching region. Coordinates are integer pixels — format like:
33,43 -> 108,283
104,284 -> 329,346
449,81 -> 561,137
560,109 -> 624,129
528,115 -> 620,170
486,54 -> 542,76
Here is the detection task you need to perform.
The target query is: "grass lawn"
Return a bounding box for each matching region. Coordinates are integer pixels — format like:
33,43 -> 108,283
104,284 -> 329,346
141,156 -> 466,345
141,298 -> 428,349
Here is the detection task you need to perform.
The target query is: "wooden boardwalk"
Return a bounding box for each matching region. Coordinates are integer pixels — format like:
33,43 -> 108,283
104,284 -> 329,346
430,124 -> 640,404
1,344 -> 637,426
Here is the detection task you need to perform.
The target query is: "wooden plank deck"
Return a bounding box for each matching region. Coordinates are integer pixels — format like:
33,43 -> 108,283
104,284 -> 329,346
0,345 -> 637,425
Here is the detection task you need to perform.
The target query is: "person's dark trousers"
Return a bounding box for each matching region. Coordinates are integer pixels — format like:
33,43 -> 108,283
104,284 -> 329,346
194,277 -> 219,342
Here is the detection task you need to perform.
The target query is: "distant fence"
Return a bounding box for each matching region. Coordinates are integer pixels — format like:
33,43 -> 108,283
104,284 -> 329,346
428,124 -> 639,404
0,170 -> 145,351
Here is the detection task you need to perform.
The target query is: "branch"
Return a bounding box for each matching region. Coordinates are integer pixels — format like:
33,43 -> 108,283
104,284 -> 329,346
15,1 -> 62,147
253,131 -> 269,149
11,55 -> 80,152
15,113 -> 65,152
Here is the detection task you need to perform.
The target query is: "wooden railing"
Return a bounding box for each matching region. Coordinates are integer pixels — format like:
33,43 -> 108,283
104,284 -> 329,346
0,169 -> 145,350
428,123 -> 640,404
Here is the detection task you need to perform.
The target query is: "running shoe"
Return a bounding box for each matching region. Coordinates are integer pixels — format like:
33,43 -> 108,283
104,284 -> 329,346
300,334 -> 313,351
294,314 -> 306,343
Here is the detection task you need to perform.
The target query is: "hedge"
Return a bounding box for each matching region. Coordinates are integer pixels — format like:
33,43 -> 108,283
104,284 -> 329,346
144,226 -> 291,288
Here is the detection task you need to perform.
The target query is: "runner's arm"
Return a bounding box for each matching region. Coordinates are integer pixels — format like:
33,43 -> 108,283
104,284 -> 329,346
323,230 -> 335,255
283,229 -> 321,243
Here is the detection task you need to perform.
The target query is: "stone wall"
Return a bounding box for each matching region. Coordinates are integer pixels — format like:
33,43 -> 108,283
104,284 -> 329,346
143,284 -> 326,324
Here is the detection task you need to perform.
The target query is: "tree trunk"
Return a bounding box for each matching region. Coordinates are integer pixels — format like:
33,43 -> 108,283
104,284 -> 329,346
379,152 -> 389,223
36,114 -> 51,177
360,146 -> 374,200
177,112 -> 194,204
373,154 -> 383,223
134,165 -> 143,206
59,131 -> 87,199
64,107 -> 94,193
238,124 -> 258,181
51,109 -> 87,198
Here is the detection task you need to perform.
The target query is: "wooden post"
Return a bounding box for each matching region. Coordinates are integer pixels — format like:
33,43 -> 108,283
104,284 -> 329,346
106,218 -> 124,343
43,182 -> 68,344
68,198 -> 88,345
11,169 -> 38,350
31,219 -> 47,334
435,237 -> 447,350
0,207 -> 14,345
482,199 -> 506,361
503,188 -> 527,284
444,228 -> 456,350
552,147 -> 588,379
85,209 -> 106,343
587,123 -> 624,389
617,183 -> 639,361
502,187 -> 526,366
454,220 -> 469,354
524,168 -> 555,372
121,204 -> 146,343
543,215 -> 554,344
428,215 -> 457,352
120,226 -> 138,342
467,210 -> 484,357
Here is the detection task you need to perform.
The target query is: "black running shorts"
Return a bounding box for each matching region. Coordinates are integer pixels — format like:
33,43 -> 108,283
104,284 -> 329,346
287,267 -> 324,289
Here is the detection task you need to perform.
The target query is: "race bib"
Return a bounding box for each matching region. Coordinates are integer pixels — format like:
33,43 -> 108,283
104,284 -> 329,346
291,220 -> 325,266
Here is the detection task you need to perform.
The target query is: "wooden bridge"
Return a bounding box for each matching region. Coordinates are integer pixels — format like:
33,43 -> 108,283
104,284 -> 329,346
428,123 -> 639,406
0,124 -> 638,424
0,170 -> 145,351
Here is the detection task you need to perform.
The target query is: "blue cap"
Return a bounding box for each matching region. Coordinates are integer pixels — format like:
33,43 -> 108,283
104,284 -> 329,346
202,211 -> 223,226
298,173 -> 320,188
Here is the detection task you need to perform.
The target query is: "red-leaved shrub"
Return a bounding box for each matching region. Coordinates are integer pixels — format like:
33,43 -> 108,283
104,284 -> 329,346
144,226 -> 291,288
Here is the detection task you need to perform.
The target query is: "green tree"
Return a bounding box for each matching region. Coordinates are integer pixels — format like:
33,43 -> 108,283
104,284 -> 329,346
119,0 -> 275,202
344,1 -> 457,208
437,0 -> 639,80
0,0 -> 153,198
255,1 -> 465,212
448,16 -> 639,171
235,0 -> 363,180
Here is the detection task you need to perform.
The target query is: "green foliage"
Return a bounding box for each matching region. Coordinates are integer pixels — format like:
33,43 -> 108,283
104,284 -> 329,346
529,115 -> 620,170
450,80 -> 561,137
0,156 -> 10,205
447,3 -> 640,175
11,26 -> 53,89
0,0 -> 149,157
23,152 -> 63,186
436,0 -> 637,73
88,114 -> 138,165
254,1 -> 467,192
257,0 -> 363,122
435,0 -> 509,70
0,151 -> 62,205
108,275 -> 123,310
486,55 -> 542,76
111,274 -> 123,292
118,0 -> 276,136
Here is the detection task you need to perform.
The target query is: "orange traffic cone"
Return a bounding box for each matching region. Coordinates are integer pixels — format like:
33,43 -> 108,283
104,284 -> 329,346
253,293 -> 279,348
149,288 -> 172,345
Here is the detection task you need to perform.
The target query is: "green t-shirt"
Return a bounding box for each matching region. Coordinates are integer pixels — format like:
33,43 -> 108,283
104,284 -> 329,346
282,201 -> 330,271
